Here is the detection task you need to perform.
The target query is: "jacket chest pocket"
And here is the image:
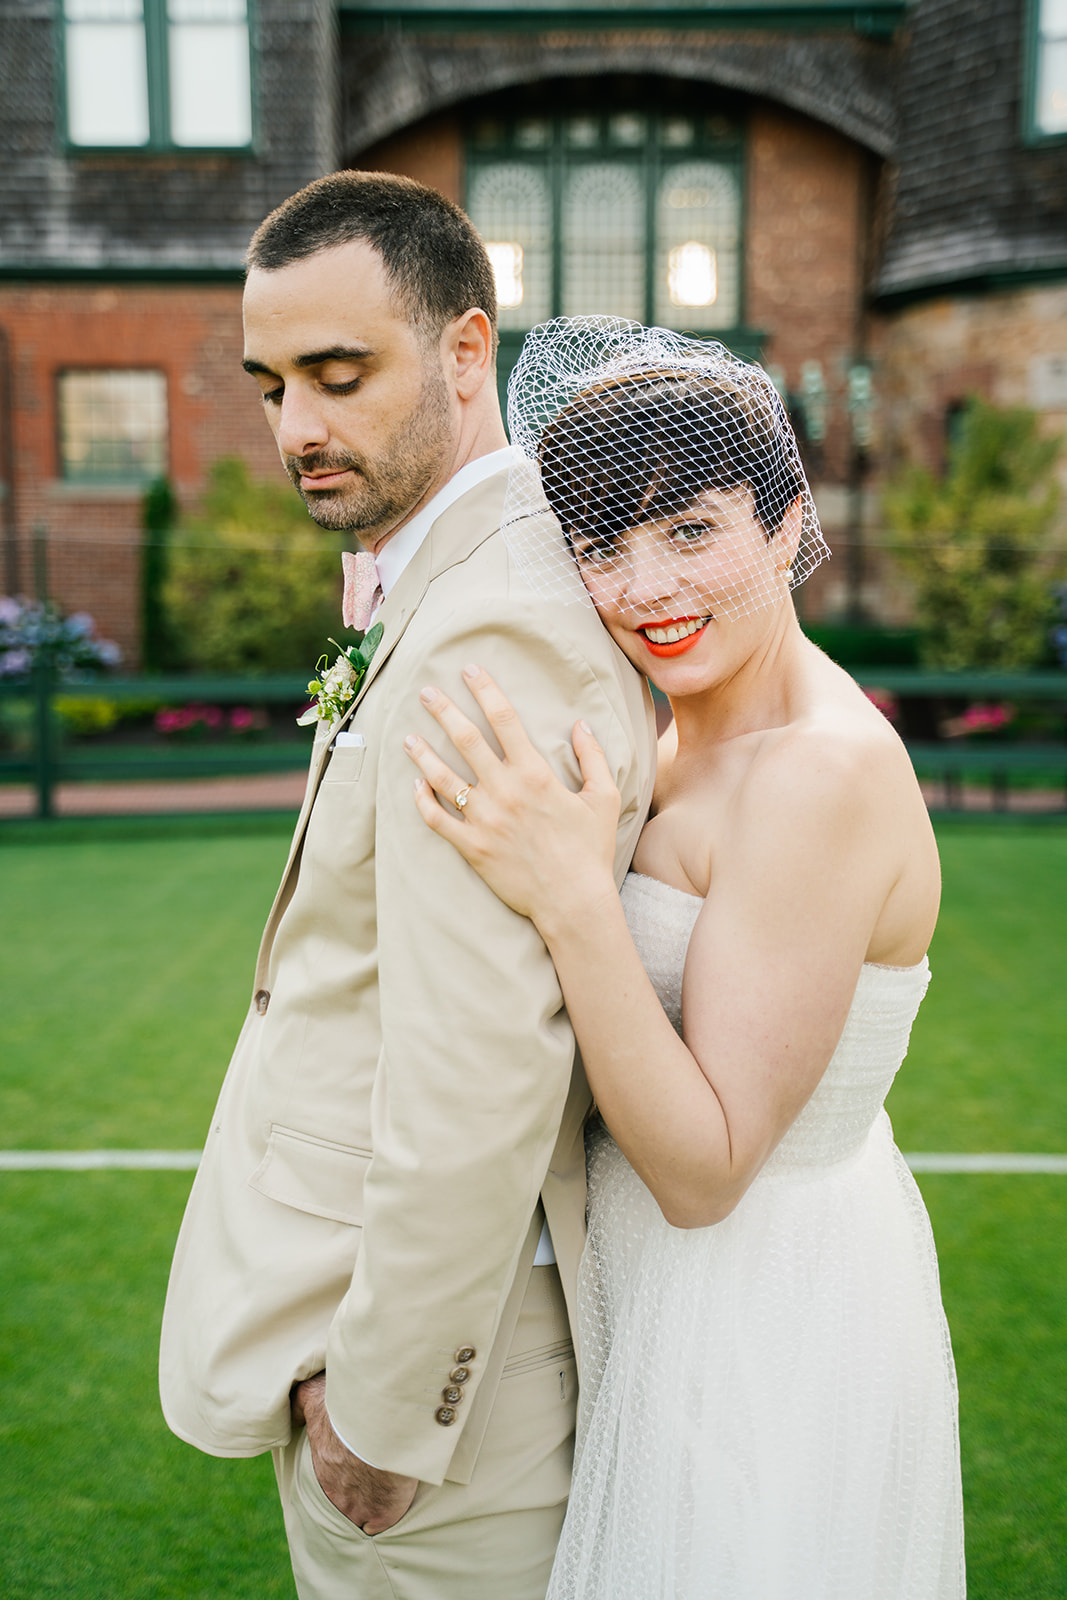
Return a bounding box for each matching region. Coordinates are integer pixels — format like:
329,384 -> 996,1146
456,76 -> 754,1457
320,743 -> 367,784
305,740 -> 374,867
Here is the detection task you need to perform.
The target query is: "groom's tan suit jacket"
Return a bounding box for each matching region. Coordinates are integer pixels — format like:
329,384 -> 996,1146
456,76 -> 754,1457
160,466 -> 657,1488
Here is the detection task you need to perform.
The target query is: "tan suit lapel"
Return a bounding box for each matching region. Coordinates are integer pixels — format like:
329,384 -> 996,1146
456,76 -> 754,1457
254,471 -> 508,976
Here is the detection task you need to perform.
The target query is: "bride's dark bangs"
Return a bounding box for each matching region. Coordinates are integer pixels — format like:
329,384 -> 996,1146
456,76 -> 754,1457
538,374 -> 800,549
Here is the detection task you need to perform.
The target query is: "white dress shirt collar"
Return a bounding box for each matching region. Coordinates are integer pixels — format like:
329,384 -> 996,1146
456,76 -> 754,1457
373,446 -> 517,599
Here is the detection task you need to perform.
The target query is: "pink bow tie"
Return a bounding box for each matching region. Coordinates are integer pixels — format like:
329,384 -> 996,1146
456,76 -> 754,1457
342,549 -> 382,632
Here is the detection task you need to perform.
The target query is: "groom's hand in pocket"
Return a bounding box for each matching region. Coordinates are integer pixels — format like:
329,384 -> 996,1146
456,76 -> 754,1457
292,1371 -> 419,1533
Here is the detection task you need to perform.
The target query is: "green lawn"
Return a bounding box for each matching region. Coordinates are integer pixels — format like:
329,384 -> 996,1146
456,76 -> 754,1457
886,824 -> 1067,1153
0,819 -> 1065,1597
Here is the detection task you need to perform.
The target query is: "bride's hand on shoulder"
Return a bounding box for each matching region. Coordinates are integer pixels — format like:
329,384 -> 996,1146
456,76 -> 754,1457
404,664 -> 620,930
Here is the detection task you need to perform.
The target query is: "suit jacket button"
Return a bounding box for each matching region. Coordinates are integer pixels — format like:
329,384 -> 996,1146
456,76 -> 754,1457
449,1367 -> 471,1385
254,989 -> 270,1015
434,1406 -> 457,1426
454,1347 -> 476,1364
442,1386 -> 463,1405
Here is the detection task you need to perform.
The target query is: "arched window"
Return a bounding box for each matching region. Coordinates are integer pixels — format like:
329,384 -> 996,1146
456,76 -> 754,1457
467,106 -> 749,389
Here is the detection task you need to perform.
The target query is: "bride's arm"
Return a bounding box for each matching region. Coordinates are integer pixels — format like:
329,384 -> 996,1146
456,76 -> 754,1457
406,667 -> 927,1227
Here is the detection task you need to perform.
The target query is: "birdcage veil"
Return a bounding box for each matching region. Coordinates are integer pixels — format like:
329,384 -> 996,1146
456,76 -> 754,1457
502,316 -> 829,625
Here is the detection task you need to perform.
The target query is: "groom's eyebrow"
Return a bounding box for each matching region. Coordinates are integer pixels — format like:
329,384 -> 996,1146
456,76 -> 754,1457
292,344 -> 375,368
241,344 -> 375,377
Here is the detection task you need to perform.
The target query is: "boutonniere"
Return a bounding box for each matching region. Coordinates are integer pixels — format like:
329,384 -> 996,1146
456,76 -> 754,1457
297,624 -> 384,729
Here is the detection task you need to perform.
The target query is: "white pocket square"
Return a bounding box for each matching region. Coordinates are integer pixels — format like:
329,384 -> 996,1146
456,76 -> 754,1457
333,731 -> 365,748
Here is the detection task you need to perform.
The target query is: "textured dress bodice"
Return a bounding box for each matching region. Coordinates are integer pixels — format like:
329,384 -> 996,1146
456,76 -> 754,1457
547,872 -> 964,1600
620,870 -> 931,1174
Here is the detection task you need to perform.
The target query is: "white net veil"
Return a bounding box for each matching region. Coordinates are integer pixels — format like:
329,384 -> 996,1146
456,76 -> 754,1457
503,317 -> 829,631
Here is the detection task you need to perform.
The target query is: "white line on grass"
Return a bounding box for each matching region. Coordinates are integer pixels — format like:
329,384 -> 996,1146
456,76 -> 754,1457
904,1153 -> 1067,1173
1,1151 -> 1067,1173
0,1150 -> 201,1170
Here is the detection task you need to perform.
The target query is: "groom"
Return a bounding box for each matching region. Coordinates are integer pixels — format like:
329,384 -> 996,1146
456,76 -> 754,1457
159,171 -> 656,1599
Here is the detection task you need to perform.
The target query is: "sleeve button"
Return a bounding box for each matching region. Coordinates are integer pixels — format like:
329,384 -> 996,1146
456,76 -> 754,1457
434,1406 -> 458,1426
449,1367 -> 471,1385
442,1386 -> 463,1405
454,1346 -> 476,1364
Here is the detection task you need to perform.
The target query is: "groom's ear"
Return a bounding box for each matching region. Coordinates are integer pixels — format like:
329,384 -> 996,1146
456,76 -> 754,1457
444,309 -> 496,401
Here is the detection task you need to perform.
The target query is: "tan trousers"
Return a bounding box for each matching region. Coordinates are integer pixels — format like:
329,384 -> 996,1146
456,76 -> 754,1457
274,1264 -> 576,1600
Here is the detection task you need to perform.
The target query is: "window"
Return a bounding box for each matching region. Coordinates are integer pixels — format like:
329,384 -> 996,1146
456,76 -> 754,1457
58,370 -> 168,483
1027,0 -> 1067,140
467,110 -> 744,342
62,0 -> 253,150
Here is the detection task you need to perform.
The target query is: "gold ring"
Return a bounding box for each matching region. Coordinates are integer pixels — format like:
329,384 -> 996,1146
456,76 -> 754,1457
455,784 -> 474,810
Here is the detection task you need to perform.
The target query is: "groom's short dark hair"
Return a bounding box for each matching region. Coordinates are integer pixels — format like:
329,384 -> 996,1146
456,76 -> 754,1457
247,171 -> 498,350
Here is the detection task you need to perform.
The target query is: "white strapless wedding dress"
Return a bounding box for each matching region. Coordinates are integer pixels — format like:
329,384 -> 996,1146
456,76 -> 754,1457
547,873 -> 965,1600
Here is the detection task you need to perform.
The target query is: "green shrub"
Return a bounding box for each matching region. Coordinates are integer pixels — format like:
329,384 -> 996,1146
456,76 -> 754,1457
163,458 -> 346,674
885,399 -> 1067,669
53,695 -> 122,737
142,476 -> 182,672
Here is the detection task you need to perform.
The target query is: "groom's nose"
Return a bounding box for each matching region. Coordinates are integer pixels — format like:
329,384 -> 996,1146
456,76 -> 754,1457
276,383 -> 331,458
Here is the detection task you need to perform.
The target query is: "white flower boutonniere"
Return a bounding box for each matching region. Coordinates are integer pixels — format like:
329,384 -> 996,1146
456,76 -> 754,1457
297,624 -> 384,730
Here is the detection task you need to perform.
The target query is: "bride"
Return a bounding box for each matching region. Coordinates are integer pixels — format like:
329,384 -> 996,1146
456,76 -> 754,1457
403,319 -> 965,1599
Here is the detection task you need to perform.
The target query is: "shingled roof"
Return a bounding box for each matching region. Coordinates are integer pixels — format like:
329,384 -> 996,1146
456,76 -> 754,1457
876,0 -> 1067,301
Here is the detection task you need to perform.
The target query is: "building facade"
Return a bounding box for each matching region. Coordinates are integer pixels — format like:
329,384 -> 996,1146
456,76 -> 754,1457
0,0 -> 1064,659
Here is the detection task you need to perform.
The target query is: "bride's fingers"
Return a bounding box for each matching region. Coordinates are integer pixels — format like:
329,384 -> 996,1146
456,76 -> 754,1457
573,720 -> 623,819
460,666 -> 538,766
412,776 -> 478,857
403,732 -> 471,810
419,685 -> 502,782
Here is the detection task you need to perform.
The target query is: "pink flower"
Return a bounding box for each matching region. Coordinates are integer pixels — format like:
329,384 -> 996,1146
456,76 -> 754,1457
941,701 -> 1016,738
862,686 -> 899,723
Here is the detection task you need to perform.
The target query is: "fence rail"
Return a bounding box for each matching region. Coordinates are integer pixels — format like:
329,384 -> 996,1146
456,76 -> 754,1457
1,667 -> 1066,821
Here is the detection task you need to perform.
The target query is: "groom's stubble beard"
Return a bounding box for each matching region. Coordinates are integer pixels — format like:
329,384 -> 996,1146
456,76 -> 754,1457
286,357 -> 454,537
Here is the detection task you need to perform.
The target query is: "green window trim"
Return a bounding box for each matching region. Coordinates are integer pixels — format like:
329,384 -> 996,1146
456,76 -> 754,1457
340,1 -> 910,41
1023,0 -> 1067,145
57,0 -> 256,155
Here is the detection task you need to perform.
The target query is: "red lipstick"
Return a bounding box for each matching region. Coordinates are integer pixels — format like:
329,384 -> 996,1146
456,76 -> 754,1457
638,618 -> 710,658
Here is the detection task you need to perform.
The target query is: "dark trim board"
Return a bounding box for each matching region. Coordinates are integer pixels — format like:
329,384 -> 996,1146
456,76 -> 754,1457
0,265 -> 246,285
341,3 -> 907,36
873,263 -> 1067,311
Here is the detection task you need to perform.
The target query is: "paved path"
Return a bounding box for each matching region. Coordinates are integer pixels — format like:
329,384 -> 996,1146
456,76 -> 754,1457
3,1149 -> 1065,1173
0,770 -> 307,818
2,770 -> 1064,820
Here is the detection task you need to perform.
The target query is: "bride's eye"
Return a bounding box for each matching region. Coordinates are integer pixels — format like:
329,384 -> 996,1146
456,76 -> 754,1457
667,519 -> 715,547
574,537 -> 619,565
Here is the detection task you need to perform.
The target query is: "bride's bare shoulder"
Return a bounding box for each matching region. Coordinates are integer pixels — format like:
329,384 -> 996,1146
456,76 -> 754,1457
745,673 -> 918,833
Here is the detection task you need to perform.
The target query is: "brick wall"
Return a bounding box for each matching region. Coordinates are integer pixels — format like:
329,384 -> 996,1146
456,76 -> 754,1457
0,283 -> 281,662
873,281 -> 1067,491
747,103 -> 871,480
358,115 -> 464,205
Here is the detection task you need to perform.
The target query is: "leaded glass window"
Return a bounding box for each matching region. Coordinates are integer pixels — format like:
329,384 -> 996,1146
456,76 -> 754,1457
563,163 -> 646,321
467,162 -> 553,331
58,371 -> 168,483
467,110 -> 744,340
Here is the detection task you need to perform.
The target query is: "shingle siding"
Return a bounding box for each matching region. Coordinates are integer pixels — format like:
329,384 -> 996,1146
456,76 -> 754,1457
341,29 -> 899,160
0,0 -> 337,271
877,0 -> 1067,296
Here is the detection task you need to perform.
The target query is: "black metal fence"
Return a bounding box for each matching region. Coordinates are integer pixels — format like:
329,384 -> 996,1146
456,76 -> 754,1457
3,666 -> 1066,822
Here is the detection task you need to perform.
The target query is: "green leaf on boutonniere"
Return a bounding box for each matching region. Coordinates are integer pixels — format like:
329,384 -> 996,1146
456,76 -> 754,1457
297,623 -> 385,728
